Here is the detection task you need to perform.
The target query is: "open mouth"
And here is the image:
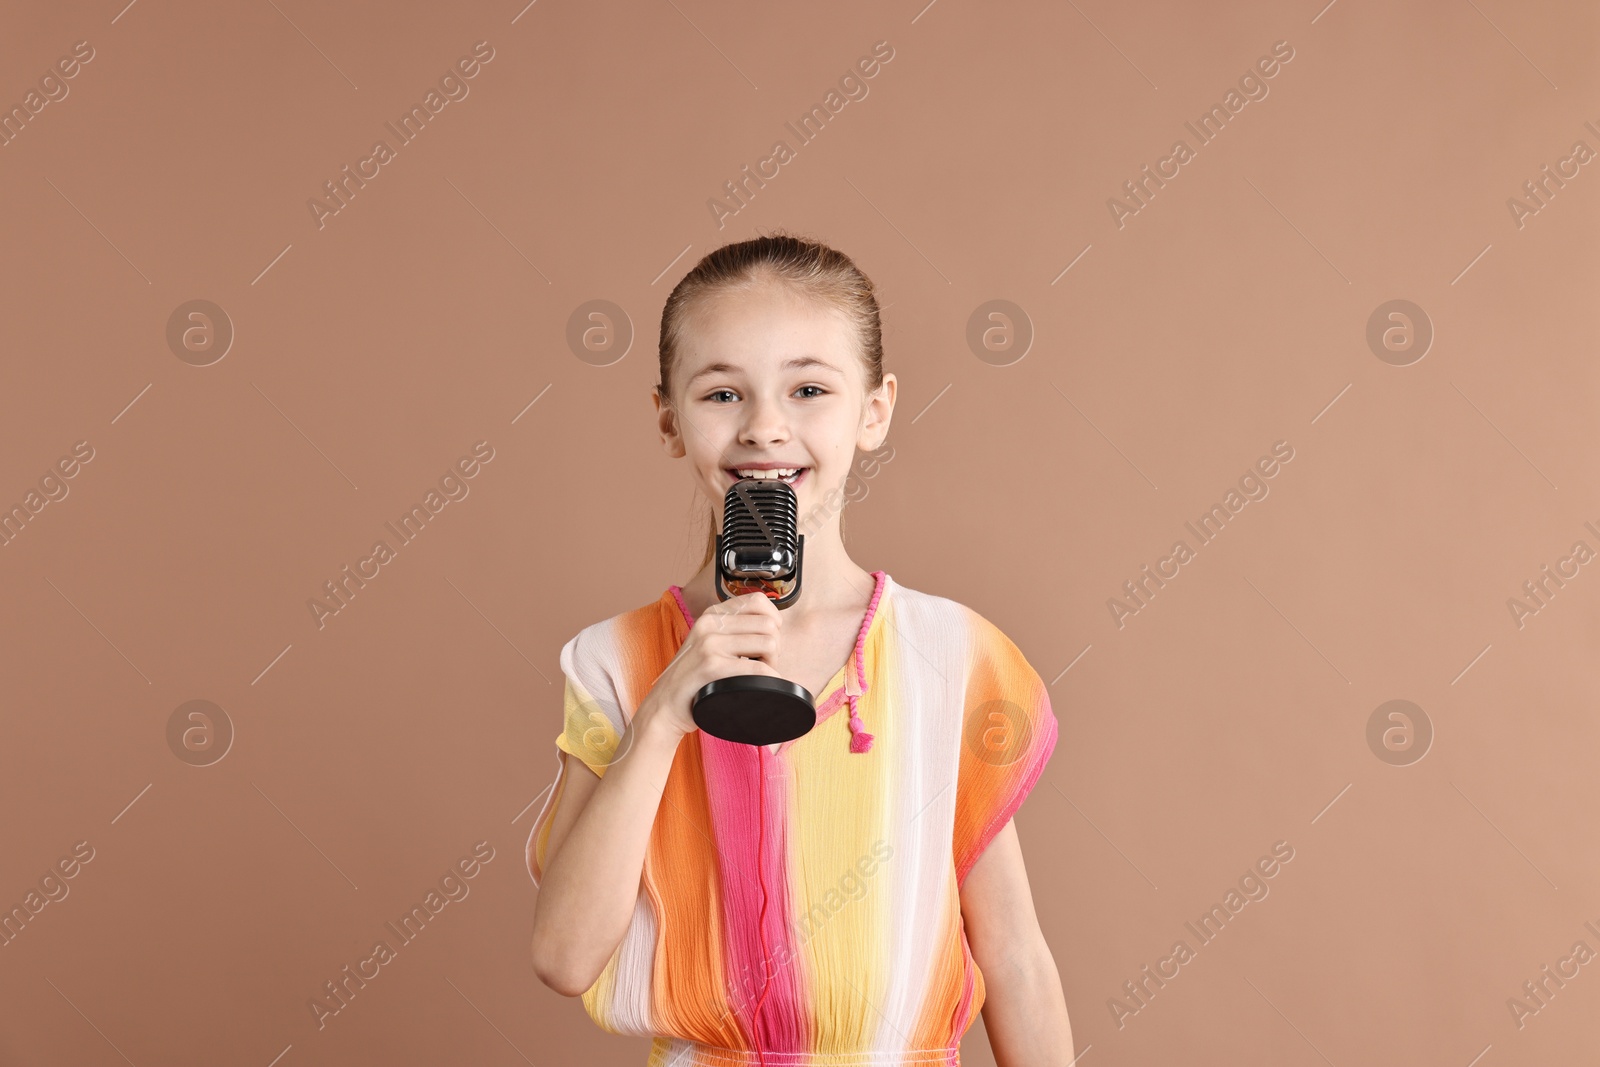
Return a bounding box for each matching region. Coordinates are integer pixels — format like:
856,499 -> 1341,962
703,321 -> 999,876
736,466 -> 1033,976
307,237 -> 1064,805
725,467 -> 808,487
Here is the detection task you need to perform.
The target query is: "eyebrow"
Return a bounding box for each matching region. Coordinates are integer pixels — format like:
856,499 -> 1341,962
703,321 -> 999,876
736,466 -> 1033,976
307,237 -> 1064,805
685,356 -> 843,386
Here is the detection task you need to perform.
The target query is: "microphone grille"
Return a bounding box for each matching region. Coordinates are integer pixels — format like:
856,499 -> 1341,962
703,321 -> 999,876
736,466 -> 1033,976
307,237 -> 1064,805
721,479 -> 800,577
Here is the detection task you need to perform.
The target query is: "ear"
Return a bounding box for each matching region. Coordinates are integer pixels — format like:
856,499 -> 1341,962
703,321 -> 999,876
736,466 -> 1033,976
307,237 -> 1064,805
857,372 -> 896,452
653,387 -> 687,458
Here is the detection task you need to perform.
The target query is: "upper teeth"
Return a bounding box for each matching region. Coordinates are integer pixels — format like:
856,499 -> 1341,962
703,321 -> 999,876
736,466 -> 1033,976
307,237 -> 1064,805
736,468 -> 799,479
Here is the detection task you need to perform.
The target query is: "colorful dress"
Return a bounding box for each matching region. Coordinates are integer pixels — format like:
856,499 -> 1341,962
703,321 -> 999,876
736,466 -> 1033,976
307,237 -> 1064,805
526,571 -> 1059,1066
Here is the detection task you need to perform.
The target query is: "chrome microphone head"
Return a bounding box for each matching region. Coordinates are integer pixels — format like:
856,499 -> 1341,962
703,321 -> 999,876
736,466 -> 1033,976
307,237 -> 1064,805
714,477 -> 805,607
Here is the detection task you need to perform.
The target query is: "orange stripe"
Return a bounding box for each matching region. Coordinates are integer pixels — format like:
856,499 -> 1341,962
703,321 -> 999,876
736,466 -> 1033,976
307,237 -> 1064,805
908,870 -> 972,1047
626,597 -> 746,1045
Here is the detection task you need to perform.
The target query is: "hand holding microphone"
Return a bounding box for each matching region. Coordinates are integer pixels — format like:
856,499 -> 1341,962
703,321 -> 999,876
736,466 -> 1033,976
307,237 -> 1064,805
641,476 -> 816,747
689,476 -> 817,746
643,591 -> 785,740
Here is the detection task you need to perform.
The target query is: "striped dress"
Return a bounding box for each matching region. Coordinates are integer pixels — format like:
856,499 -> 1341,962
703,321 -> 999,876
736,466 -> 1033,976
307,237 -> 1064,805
526,571 -> 1058,1067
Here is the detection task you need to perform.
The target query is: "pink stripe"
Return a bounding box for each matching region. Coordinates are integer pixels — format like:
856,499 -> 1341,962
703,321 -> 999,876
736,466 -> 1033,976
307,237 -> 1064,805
948,935 -> 978,1049
698,732 -> 810,1053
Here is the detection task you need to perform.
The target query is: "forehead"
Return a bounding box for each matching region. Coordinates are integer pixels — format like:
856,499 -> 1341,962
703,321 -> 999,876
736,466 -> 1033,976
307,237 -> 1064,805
677,281 -> 858,380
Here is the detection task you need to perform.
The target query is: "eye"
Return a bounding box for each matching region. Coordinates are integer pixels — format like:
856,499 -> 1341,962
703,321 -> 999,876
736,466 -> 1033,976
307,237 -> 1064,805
706,389 -> 738,403
795,385 -> 827,399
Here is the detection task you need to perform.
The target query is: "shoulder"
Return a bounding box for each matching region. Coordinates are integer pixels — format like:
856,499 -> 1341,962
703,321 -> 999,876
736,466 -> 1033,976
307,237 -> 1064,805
558,590 -> 679,697
878,578 -> 978,641
885,579 -> 1034,668
890,583 -> 1054,745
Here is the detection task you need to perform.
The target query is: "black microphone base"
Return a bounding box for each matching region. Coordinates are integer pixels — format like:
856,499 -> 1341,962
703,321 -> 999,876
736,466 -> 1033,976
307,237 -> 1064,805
691,675 -> 817,747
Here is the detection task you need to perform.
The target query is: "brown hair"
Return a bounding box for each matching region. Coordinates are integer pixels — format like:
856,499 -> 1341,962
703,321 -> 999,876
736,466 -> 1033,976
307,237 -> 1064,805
655,231 -> 885,571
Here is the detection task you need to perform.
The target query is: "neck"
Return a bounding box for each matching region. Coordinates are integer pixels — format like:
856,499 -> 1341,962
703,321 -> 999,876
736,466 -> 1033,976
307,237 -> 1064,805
681,527 -> 874,621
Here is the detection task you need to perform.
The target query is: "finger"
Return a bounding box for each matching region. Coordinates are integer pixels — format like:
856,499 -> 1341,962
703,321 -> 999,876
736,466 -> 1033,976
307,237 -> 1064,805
724,591 -> 780,615
708,631 -> 779,660
694,613 -> 778,637
704,592 -> 781,624
722,656 -> 779,677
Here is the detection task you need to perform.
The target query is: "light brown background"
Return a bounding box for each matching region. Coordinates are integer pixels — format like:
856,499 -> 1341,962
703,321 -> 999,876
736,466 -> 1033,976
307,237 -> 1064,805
1,0 -> 1596,1064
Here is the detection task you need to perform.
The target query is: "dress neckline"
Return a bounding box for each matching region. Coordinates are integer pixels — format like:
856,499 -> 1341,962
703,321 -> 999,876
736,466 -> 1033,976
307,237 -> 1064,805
666,570 -> 891,757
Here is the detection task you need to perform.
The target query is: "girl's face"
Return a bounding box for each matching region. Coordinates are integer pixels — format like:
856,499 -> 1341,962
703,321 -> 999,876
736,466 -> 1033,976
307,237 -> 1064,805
655,278 -> 894,530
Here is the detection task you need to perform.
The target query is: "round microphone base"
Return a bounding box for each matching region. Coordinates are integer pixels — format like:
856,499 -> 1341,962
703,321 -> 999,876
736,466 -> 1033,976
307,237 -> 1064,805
691,675 -> 817,747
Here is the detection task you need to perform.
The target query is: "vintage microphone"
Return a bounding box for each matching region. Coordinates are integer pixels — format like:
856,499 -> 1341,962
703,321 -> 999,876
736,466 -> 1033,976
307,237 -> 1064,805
690,476 -> 818,747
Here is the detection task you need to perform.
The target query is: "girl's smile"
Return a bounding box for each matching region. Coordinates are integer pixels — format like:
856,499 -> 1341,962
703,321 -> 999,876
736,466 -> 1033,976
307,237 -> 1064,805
723,466 -> 808,488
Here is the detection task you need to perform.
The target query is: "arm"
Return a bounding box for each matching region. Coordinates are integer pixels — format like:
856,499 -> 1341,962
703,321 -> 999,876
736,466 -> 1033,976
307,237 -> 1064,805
959,818 -> 1074,1066
530,697 -> 685,996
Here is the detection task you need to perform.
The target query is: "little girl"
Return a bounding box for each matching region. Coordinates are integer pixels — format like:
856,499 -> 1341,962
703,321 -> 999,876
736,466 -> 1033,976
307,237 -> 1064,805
528,233 -> 1073,1066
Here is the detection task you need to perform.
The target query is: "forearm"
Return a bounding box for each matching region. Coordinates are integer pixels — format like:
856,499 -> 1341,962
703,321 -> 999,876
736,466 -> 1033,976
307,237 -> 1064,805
981,944 -> 1075,1067
531,702 -> 684,995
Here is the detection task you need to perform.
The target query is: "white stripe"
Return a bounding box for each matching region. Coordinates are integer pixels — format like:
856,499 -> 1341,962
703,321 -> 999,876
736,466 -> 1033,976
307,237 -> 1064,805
605,887 -> 659,1033
874,585 -> 969,1052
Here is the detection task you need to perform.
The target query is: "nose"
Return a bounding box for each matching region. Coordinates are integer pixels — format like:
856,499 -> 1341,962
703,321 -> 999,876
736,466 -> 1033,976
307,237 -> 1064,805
738,392 -> 791,447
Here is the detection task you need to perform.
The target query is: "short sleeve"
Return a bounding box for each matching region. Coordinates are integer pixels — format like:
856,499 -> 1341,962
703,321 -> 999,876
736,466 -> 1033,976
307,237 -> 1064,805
952,609 -> 1059,888
552,627 -> 630,778
526,625 -> 631,887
